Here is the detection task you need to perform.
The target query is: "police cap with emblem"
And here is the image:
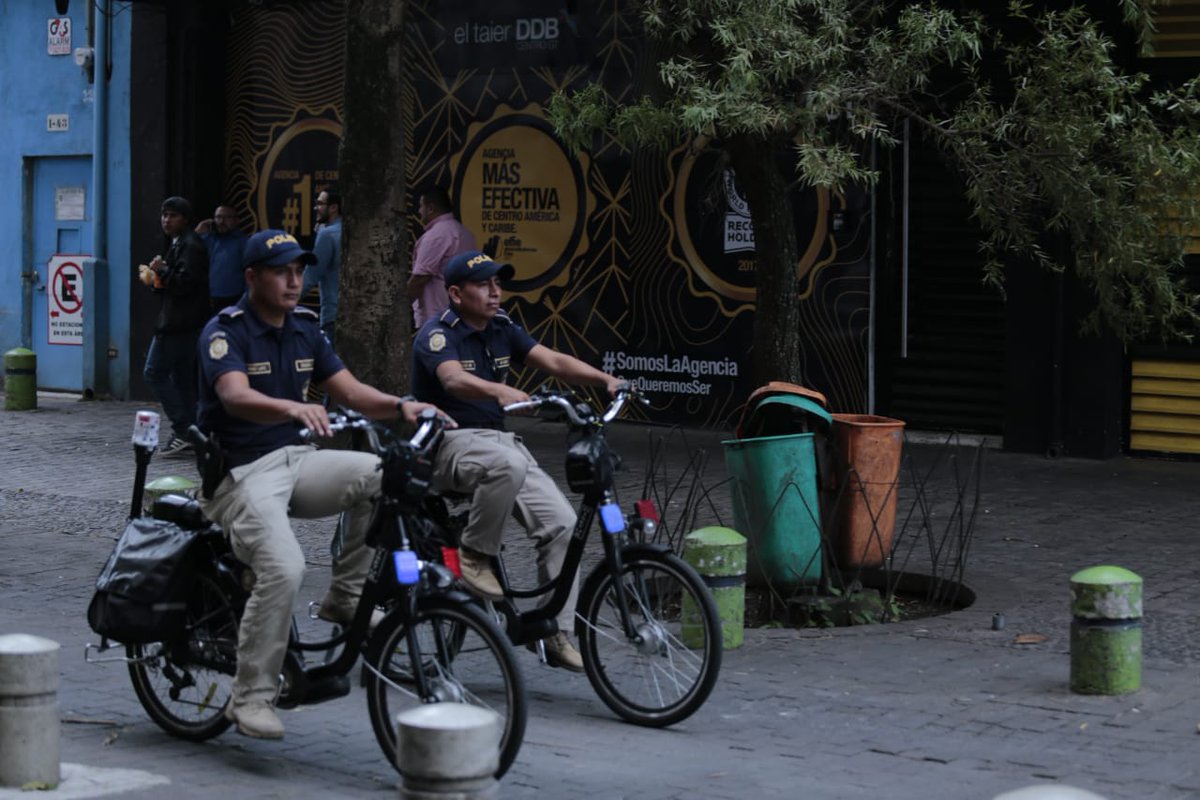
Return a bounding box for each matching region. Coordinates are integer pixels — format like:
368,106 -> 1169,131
444,250 -> 515,287
242,229 -> 319,269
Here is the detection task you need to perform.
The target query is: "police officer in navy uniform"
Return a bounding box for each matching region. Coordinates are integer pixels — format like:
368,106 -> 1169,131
198,229 -> 450,740
412,250 -> 622,672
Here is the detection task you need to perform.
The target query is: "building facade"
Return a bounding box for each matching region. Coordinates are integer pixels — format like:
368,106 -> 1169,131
3,0 -> 1198,457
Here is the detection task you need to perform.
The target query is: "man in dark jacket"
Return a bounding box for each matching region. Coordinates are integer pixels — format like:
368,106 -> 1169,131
141,196 -> 210,456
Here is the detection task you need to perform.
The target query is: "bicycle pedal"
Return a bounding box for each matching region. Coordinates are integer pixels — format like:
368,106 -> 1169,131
525,639 -> 548,665
305,674 -> 351,705
306,600 -> 322,620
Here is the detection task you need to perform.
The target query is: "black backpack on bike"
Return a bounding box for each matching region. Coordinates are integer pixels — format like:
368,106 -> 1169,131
87,515 -> 199,645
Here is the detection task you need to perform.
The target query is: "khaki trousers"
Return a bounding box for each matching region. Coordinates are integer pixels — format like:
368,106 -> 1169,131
200,445 -> 380,706
433,429 -> 579,630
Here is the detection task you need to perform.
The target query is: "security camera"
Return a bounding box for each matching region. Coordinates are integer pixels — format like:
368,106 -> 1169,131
74,46 -> 94,70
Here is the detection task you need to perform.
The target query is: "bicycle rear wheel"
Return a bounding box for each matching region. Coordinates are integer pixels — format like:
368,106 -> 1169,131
127,571 -> 240,740
578,551 -> 722,726
364,595 -> 526,778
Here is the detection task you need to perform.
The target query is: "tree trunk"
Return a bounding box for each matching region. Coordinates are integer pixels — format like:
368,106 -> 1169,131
726,136 -> 804,386
337,0 -> 412,392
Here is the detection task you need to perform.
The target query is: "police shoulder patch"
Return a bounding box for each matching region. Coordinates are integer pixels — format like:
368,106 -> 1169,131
429,330 -> 447,353
209,336 -> 229,360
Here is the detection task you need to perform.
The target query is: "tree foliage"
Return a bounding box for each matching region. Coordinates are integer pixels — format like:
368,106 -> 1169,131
549,0 -> 1200,382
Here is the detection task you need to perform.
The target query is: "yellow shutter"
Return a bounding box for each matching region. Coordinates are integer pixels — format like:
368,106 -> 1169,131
1149,1 -> 1200,58
1130,359 -> 1200,453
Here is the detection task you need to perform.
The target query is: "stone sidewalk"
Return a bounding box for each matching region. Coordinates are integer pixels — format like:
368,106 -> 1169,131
1,394 -> 1199,799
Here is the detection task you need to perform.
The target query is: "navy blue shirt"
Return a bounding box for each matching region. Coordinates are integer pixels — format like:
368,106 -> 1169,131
201,230 -> 248,299
197,297 -> 345,465
412,307 -> 537,428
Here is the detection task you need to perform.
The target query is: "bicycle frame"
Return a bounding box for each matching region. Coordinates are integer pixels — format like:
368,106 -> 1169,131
289,511 -> 469,705
484,390 -> 659,647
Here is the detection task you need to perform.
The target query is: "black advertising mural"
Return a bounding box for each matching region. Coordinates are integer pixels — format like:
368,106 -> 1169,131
225,0 -> 871,427
450,108 -> 592,298
222,2 -> 345,244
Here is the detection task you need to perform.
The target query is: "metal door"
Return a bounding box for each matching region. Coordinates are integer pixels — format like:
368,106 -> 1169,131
29,156 -> 92,391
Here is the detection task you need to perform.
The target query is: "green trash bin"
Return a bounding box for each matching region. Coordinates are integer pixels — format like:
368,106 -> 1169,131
722,395 -> 830,587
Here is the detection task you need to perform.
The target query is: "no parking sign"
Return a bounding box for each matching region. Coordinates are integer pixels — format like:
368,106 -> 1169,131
48,255 -> 84,345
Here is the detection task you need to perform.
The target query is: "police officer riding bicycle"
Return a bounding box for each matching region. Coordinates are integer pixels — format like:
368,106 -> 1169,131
196,229 -> 450,740
411,250 -> 623,672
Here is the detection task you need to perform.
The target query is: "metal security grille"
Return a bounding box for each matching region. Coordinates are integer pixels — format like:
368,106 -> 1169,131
882,143 -> 1005,434
1130,359 -> 1200,453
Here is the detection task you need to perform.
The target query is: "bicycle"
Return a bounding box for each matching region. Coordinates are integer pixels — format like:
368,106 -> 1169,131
425,384 -> 723,726
86,408 -> 527,777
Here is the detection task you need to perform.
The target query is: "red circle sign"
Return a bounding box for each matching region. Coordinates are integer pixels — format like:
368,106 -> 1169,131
51,261 -> 83,314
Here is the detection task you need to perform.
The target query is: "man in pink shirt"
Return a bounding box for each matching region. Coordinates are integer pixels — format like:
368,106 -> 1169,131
408,187 -> 477,327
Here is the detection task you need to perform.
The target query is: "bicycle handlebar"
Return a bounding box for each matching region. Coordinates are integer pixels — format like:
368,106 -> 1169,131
299,408 -> 446,455
501,383 -> 646,428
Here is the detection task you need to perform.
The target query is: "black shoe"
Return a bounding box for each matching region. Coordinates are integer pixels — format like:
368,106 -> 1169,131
161,435 -> 193,457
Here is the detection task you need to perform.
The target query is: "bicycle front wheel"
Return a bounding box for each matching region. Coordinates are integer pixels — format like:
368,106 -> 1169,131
578,551 -> 722,727
127,571 -> 239,740
364,596 -> 526,778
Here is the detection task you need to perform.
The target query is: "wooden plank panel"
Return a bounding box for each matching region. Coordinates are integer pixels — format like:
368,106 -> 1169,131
1131,431 -> 1200,453
1130,377 -> 1200,398
1131,411 -> 1200,434
1151,3 -> 1200,57
1131,394 -> 1200,415
1131,360 -> 1200,379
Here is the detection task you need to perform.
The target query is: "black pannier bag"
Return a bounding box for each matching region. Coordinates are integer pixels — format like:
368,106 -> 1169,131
87,516 -> 198,644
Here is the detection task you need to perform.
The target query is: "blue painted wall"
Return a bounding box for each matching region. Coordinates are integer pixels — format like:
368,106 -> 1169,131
0,1 -> 133,397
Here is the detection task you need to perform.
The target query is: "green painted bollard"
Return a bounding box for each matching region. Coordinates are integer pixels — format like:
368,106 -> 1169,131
1069,565 -> 1142,695
144,475 -> 197,513
4,348 -> 37,411
683,526 -> 746,650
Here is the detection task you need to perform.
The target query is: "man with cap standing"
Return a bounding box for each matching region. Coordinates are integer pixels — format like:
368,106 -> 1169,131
411,250 -> 622,672
140,196 -> 210,456
197,229 -> 449,740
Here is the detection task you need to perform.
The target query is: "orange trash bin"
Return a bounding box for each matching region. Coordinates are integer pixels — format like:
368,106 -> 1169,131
831,414 -> 905,568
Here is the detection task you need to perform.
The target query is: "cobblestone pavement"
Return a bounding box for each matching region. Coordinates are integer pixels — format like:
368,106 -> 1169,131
1,395 -> 1198,799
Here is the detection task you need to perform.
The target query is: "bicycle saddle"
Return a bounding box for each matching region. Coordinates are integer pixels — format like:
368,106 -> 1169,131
151,493 -> 210,529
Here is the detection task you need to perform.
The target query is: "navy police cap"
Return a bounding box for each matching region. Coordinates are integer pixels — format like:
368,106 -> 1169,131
242,230 -> 318,269
444,250 -> 516,287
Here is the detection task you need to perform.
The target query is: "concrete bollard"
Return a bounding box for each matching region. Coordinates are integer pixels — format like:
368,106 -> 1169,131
682,526 -> 746,649
143,474 -> 198,513
3,348 -> 37,411
396,703 -> 499,799
0,634 -> 60,788
1069,565 -> 1142,695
